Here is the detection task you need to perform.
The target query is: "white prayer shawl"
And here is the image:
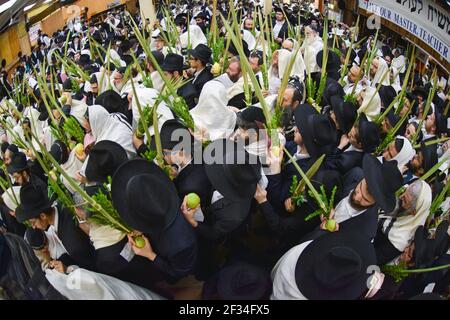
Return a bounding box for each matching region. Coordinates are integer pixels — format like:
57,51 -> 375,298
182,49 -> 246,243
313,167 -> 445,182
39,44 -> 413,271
278,48 -> 306,82
179,25 -> 207,49
190,81 -> 237,141
242,30 -> 257,51
131,87 -> 174,137
88,105 -> 136,159
151,71 -> 165,92
70,99 -> 88,125
109,49 -> 126,67
1,186 -> 21,211
45,268 -> 164,300
253,94 -> 277,114
213,73 -> 235,90
392,55 -> 406,73
358,86 -> 381,122
89,222 -> 126,250
23,106 -> 43,138
371,57 -> 390,86
268,66 -> 282,95
94,70 -> 113,94
382,181 -> 432,252
42,125 -> 57,152
390,67 -> 402,93
379,136 -> 415,170
60,149 -> 84,195
271,241 -> 312,300
301,36 -> 323,74
227,77 -> 254,101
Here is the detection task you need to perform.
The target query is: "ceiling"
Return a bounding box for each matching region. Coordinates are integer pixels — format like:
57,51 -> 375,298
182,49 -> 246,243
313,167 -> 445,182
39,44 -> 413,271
0,0 -> 56,32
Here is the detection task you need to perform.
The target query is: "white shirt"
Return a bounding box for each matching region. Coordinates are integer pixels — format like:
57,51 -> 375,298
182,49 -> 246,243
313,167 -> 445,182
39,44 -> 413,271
271,240 -> 312,300
45,207 -> 68,260
334,195 -> 367,223
273,20 -> 285,39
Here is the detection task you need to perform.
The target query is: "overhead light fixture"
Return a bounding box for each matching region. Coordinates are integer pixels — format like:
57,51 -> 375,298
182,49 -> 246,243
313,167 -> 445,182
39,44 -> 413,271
0,0 -> 18,15
44,0 -> 53,3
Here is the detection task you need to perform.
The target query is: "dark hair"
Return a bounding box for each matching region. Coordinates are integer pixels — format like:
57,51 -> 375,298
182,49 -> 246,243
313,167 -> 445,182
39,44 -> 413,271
394,138 -> 404,153
249,50 -> 263,66
41,207 -> 54,217
90,74 -> 98,84
1,142 -> 9,155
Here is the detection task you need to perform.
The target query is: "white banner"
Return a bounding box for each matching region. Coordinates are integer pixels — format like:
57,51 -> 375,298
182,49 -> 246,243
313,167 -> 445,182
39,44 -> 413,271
359,0 -> 450,64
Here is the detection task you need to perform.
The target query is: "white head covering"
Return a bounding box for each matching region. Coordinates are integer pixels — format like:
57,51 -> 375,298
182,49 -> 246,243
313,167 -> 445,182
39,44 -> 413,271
1,186 -> 21,211
242,30 -> 257,51
60,149 -> 84,194
70,99 -> 88,125
278,48 -> 306,82
179,24 -> 207,49
88,105 -> 136,159
358,86 -> 381,122
131,87 -> 174,137
190,81 -> 237,141
390,67 -> 402,93
371,57 -> 390,86
382,180 -> 432,252
391,136 -> 415,170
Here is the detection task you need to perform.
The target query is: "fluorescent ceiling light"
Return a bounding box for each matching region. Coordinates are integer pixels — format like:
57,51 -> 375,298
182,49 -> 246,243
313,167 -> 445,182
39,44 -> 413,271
24,3 -> 37,11
0,0 -> 18,15
44,0 -> 53,3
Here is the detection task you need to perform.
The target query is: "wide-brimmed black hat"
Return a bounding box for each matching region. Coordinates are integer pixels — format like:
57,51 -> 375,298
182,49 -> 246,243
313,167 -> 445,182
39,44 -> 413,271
49,140 -> 69,165
188,44 -> 212,64
295,230 -> 377,300
96,90 -> 128,115
202,262 -> 271,300
15,183 -> 53,223
239,106 -> 267,125
111,159 -> 179,235
85,141 -> 128,183
317,50 -> 340,73
151,119 -> 192,151
378,85 -> 397,109
330,95 -> 357,133
227,40 -> 250,58
419,142 -> 438,174
151,50 -> 165,66
321,78 -> 345,107
24,227 -> 47,250
7,152 -> 28,175
204,139 -> 261,202
160,53 -> 189,72
386,109 -> 407,136
358,114 -> 380,153
294,104 -> 338,158
412,86 -> 427,99
435,112 -> 449,136
363,153 -> 403,213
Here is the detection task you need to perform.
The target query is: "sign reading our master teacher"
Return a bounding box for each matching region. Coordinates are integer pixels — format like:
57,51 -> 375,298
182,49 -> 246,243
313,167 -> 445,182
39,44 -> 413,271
360,0 -> 450,64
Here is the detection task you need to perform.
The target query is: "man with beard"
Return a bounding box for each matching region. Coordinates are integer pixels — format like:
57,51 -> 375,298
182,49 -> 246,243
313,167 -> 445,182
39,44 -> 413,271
301,25 -> 323,75
111,67 -> 127,94
343,65 -> 363,95
404,142 -> 438,184
85,75 -> 99,106
215,56 -> 242,89
333,154 -> 403,226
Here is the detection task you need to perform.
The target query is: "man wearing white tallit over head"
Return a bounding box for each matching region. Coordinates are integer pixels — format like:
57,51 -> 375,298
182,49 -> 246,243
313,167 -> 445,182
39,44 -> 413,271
190,81 -> 237,142
300,25 -> 323,75
374,180 -> 432,265
130,87 -> 174,138
78,105 -> 136,179
392,48 -> 406,77
357,86 -> 382,122
370,56 -> 390,87
268,48 -> 306,95
378,136 -> 415,172
179,24 -> 207,51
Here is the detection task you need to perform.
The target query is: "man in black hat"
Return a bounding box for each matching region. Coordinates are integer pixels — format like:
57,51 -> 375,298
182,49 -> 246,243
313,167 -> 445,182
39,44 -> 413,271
325,113 -> 380,175
85,75 -> 99,106
111,159 -> 198,282
152,119 -> 213,207
424,111 -> 449,142
7,152 -> 46,189
15,183 -> 96,270
273,7 -> 289,44
405,142 -> 438,183
188,44 -> 214,95
195,12 -> 209,34
161,53 -> 197,109
332,154 -> 403,226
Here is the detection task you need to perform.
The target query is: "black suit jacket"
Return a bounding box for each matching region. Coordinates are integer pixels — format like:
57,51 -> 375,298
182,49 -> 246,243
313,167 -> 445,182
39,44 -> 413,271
174,163 -> 213,208
85,92 -> 97,106
192,68 -> 213,96
178,83 -> 198,110
55,205 -> 96,270
324,149 -> 364,175
196,197 -> 252,241
273,20 -> 289,41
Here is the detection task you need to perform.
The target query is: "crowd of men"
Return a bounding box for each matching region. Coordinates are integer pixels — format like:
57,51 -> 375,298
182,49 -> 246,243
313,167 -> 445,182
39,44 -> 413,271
0,0 -> 449,300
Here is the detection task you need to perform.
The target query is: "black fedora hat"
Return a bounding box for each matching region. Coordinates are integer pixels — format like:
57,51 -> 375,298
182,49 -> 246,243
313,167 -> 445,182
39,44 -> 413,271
435,112 -> 449,136
204,139 -> 261,202
7,152 -> 28,175
414,225 -> 437,269
419,142 -> 438,175
96,90 -> 128,115
317,50 -> 340,73
294,104 -> 338,158
358,114 -> 380,153
49,140 -> 69,165
188,44 -> 212,64
151,119 -> 192,151
239,106 -> 267,125
295,230 -> 377,300
85,141 -> 128,183
386,109 -> 407,136
363,153 -> 403,213
203,262 -> 271,300
160,53 -> 189,72
321,78 -> 345,107
111,159 -> 179,235
330,95 -> 357,133
15,183 -> 53,223
378,85 -> 397,109
412,86 -> 427,99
